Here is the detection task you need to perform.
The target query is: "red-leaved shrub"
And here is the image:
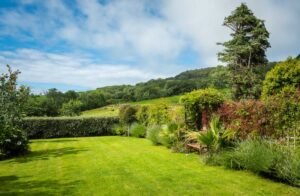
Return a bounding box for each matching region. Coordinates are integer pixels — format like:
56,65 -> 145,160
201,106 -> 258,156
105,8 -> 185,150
217,100 -> 274,140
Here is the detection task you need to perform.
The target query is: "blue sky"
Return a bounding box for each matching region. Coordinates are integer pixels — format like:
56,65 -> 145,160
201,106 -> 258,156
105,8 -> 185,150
0,0 -> 299,93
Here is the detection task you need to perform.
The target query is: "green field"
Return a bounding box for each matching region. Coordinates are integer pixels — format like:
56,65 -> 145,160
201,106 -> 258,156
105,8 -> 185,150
0,136 -> 299,195
81,95 -> 181,117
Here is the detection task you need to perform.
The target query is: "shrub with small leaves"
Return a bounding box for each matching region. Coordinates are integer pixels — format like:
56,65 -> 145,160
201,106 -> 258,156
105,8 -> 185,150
0,65 -> 29,158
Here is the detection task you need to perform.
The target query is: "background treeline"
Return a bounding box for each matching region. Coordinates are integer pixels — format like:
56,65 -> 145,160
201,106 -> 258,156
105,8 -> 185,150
24,63 -> 276,117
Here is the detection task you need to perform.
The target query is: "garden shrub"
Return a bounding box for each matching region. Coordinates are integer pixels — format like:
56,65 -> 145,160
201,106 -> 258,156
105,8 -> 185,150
271,147 -> 300,185
136,106 -> 149,125
129,123 -> 147,138
180,88 -> 225,130
158,123 -> 178,148
0,65 -> 29,158
263,87 -> 300,143
262,57 -> 300,98
148,103 -> 170,125
197,115 -> 233,153
229,139 -> 275,173
0,128 -> 29,159
217,100 -> 273,140
136,103 -> 171,126
112,123 -> 127,136
217,139 -> 300,186
22,117 -> 119,139
146,125 -> 161,145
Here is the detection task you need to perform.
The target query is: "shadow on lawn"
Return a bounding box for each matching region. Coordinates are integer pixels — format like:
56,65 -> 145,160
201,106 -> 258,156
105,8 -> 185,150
0,175 -> 80,195
9,147 -> 89,163
31,139 -> 80,143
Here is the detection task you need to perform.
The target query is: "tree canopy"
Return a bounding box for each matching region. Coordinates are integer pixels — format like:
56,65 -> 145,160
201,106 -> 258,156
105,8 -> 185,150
218,3 -> 270,99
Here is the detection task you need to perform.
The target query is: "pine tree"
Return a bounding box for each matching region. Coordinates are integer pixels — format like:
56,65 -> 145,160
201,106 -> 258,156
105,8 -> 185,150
218,3 -> 270,99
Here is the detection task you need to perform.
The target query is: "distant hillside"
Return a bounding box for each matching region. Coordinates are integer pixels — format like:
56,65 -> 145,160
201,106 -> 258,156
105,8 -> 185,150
95,62 -> 276,104
96,66 -> 230,104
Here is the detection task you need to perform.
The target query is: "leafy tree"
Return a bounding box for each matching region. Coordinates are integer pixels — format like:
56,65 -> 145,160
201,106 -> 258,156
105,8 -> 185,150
0,65 -> 29,158
44,88 -> 65,116
218,3 -> 270,99
79,90 -> 106,110
64,90 -> 79,102
24,95 -> 48,116
61,99 -> 83,116
119,105 -> 137,125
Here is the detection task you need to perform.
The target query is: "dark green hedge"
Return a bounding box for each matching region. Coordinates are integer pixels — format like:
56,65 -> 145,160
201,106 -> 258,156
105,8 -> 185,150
22,117 -> 119,139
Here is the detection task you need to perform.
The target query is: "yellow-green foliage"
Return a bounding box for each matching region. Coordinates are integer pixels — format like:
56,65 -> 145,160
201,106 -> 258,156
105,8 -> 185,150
148,103 -> 170,125
262,58 -> 300,98
180,88 -> 225,129
263,87 -> 300,139
136,103 -> 171,126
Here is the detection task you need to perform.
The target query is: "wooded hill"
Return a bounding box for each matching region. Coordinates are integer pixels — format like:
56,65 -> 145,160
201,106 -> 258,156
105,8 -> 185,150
25,62 -> 278,116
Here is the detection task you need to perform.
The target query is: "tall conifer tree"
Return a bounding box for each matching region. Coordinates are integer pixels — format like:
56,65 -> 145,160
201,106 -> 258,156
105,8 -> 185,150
218,3 -> 270,99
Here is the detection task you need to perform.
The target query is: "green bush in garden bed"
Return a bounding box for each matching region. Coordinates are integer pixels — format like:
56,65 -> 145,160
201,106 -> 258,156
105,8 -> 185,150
22,117 -> 119,139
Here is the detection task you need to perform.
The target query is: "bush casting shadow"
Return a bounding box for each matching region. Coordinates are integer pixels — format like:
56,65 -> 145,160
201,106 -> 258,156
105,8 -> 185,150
8,147 -> 89,163
0,175 -> 80,195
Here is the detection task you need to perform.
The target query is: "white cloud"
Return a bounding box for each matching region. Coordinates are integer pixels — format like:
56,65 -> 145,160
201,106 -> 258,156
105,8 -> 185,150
162,0 -> 300,63
0,49 -> 166,89
0,0 -> 300,90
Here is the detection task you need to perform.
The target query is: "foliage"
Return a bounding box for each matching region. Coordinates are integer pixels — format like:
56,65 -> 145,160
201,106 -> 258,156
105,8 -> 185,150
136,103 -> 171,126
262,57 -> 300,97
79,90 -> 106,111
218,100 -> 273,140
61,99 -> 83,116
136,105 -> 149,125
24,63 -> 276,117
24,95 -> 48,116
43,88 -> 65,116
129,123 -> 147,138
146,125 -> 161,145
22,117 -> 119,139
218,3 -> 270,99
222,139 -> 300,186
0,65 -> 29,158
180,88 -> 225,130
263,87 -> 300,142
112,123 -> 127,136
197,115 -> 234,153
119,105 -> 137,125
147,103 -> 170,125
158,123 -> 178,148
231,68 -> 264,99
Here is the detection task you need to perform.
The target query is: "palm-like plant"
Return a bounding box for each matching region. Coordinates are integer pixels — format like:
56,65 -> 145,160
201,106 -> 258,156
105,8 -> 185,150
198,116 -> 234,152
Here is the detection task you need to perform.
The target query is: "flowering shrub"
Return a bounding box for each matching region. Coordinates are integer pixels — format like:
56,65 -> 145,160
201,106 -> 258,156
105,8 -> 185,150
0,65 -> 29,158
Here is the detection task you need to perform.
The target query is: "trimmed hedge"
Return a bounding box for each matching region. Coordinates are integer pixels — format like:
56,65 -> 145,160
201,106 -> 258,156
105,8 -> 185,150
22,117 -> 119,139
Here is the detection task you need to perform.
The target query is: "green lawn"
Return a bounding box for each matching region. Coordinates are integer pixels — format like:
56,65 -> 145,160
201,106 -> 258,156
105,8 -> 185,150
0,137 -> 299,195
